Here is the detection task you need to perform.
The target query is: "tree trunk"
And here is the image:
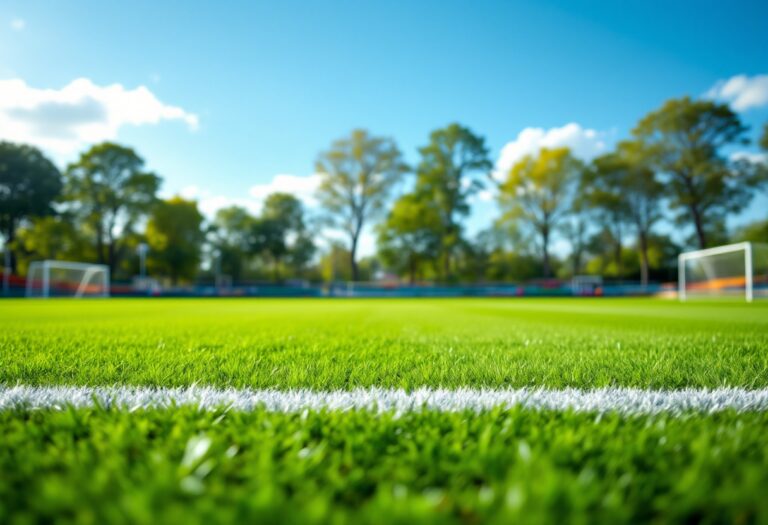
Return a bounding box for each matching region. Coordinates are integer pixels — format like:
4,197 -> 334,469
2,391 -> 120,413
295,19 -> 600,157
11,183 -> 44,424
638,231 -> 650,288
681,173 -> 707,249
108,239 -> 116,275
95,225 -> 105,265
614,222 -> 623,278
541,226 -> 551,278
5,222 -> 17,275
408,253 -> 416,285
349,234 -> 359,282
571,247 -> 581,276
689,203 -> 707,249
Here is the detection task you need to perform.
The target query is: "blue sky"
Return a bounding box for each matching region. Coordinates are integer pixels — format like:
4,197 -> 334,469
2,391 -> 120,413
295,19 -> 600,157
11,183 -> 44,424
1,0 -> 767,253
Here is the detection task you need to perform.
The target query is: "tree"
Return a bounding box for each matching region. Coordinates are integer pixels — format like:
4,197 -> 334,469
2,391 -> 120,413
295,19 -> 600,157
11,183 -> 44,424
145,197 -> 205,284
633,97 -> 757,249
377,193 -> 442,284
250,218 -> 285,280
584,141 -> 663,286
475,225 -> 546,282
580,158 -> 627,278
761,123 -> 768,151
250,193 -> 315,280
319,241 -> 353,282
559,203 -> 590,278
586,233 -> 679,283
0,142 -> 62,273
316,129 -> 408,281
65,142 -> 161,274
414,123 -> 491,280
211,206 -> 257,282
732,219 -> 768,244
499,147 -> 581,277
13,214 -> 91,275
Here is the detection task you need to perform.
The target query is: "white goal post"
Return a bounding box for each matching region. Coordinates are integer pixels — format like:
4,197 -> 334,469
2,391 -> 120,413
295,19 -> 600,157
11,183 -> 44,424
678,242 -> 768,303
26,261 -> 110,298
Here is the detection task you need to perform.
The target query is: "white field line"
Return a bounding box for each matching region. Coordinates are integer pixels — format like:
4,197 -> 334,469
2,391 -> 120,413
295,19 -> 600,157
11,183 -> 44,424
2,385 -> 768,414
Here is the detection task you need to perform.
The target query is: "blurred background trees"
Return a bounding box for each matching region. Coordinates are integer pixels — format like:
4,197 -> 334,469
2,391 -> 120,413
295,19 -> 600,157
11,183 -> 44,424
498,147 -> 581,278
633,97 -> 757,249
1,101 -> 767,287
146,197 -> 205,285
413,123 -> 491,281
0,142 -> 62,274
64,143 -> 161,274
316,129 -> 408,281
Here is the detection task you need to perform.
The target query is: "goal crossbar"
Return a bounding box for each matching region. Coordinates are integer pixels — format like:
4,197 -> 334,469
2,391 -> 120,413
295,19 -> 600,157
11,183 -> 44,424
26,260 -> 110,298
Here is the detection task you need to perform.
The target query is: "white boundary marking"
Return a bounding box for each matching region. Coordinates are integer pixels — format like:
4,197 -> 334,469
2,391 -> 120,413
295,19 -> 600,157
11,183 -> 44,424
2,386 -> 768,414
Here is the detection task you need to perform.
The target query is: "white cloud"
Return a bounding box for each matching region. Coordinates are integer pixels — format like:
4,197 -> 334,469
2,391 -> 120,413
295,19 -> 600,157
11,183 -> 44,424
706,74 -> 768,112
177,186 -> 260,219
10,18 -> 25,31
176,173 -> 323,219
730,151 -> 767,165
248,173 -> 323,206
0,77 -> 198,155
494,123 -> 608,181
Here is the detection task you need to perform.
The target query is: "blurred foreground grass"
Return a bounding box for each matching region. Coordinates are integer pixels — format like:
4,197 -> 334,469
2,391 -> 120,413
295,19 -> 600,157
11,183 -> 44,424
2,407 -> 768,524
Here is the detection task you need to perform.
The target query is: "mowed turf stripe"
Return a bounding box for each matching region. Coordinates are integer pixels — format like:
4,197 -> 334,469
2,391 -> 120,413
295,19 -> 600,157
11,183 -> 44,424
2,385 -> 768,414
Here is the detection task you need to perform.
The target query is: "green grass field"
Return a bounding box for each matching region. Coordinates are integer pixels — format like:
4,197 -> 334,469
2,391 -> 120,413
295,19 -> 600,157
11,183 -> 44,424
2,298 -> 768,524
3,298 -> 768,389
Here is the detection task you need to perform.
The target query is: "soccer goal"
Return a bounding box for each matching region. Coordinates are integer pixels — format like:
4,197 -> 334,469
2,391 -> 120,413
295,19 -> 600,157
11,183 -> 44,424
571,275 -> 603,296
678,242 -> 768,302
26,261 -> 110,298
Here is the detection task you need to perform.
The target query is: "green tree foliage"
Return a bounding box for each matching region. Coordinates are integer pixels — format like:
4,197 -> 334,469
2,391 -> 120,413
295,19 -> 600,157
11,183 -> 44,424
0,142 -> 62,273
585,233 -> 679,282
65,142 -> 161,274
579,159 -> 627,278
499,147 -> 581,277
377,193 -> 442,284
473,226 -> 547,282
732,219 -> 768,244
633,97 -> 757,249
13,215 -> 91,275
250,193 -> 315,281
146,197 -> 205,284
319,241 -> 353,282
558,205 -> 590,278
584,141 -> 663,286
212,206 -> 257,282
414,123 -> 491,280
761,123 -> 768,151
316,130 -> 408,281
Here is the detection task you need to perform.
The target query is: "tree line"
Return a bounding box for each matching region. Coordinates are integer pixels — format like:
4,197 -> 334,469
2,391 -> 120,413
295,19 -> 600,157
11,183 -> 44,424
1,96 -> 767,285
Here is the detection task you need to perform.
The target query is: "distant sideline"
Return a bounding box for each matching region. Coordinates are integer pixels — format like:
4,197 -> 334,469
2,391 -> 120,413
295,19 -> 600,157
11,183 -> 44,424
2,271 -> 672,298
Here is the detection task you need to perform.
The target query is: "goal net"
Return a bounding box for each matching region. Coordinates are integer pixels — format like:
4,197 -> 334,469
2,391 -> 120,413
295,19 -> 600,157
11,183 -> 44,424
678,242 -> 768,302
26,261 -> 110,298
